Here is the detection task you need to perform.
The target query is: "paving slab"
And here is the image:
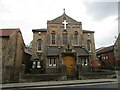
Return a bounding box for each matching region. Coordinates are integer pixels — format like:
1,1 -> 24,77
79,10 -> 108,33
1,79 -> 118,89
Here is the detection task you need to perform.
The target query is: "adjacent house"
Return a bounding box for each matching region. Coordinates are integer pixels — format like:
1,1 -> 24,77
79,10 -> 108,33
114,33 -> 120,69
0,28 -> 31,83
96,45 -> 116,69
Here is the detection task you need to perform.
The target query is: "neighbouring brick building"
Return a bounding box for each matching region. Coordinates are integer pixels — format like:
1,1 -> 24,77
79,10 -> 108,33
114,33 -> 120,68
0,28 -> 31,83
32,10 -> 96,80
96,45 -> 116,69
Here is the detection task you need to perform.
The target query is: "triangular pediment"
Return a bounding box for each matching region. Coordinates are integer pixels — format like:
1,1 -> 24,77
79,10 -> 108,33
48,13 -> 79,24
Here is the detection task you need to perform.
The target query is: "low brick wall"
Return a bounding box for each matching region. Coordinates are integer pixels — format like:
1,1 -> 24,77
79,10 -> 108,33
20,74 -> 66,82
78,71 -> 117,80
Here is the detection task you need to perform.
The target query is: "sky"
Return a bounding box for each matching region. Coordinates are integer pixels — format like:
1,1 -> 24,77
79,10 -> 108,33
0,0 -> 119,49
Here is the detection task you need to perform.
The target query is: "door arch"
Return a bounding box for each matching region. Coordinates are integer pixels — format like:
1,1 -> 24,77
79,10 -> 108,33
63,56 -> 75,75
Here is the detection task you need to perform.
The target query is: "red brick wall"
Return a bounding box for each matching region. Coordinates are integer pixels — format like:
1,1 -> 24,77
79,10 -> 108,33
97,51 -> 115,69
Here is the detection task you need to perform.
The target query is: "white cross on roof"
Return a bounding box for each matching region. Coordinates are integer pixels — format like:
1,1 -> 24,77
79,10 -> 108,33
62,20 -> 68,30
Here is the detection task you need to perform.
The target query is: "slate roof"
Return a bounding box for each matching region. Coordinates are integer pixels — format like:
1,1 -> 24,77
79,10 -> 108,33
47,46 -> 89,56
32,29 -> 47,32
0,28 -> 19,37
46,46 -> 60,56
83,30 -> 94,33
24,48 -> 32,55
74,47 -> 89,56
96,45 -> 114,55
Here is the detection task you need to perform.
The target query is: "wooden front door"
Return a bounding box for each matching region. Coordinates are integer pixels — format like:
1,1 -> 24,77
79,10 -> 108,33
63,56 -> 75,75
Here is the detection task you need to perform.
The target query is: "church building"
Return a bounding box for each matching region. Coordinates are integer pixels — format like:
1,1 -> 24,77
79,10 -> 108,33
32,9 -> 96,79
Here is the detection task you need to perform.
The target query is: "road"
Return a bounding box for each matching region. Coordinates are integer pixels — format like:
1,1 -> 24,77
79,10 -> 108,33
4,82 -> 119,90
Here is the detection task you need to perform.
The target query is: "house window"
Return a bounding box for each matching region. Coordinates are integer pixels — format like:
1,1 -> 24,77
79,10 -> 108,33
81,58 -> 88,66
74,31 -> 78,45
106,56 -> 108,59
48,58 -> 56,66
53,59 -> 56,66
32,61 -> 36,69
32,60 -> 41,69
63,30 -> 68,45
87,40 -> 91,52
38,39 -> 42,52
49,59 -> 52,66
37,61 -> 41,68
51,31 -> 55,45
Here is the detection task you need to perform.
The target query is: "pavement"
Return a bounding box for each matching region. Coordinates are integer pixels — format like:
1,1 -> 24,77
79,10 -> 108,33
1,79 -> 118,89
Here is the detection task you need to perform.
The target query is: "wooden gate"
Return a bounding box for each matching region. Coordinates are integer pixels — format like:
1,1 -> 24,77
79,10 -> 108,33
63,56 -> 75,75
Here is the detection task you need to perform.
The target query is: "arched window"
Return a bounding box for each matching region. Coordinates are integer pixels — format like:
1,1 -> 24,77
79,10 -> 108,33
51,31 -> 55,45
38,39 -> 42,52
74,31 -> 78,45
63,30 -> 68,45
87,40 -> 91,52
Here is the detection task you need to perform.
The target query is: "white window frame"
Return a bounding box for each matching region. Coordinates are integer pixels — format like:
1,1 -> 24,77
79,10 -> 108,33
49,59 -> 52,66
106,56 -> 108,59
81,58 -> 88,66
53,58 -> 56,66
48,58 -> 57,67
85,59 -> 88,66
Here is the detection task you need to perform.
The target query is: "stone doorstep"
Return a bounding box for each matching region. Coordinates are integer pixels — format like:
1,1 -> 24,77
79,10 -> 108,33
1,79 -> 117,89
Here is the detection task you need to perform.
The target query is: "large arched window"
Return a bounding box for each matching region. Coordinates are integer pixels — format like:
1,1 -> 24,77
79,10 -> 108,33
38,39 -> 42,52
74,31 -> 78,45
63,30 -> 68,45
87,40 -> 91,52
51,31 -> 56,45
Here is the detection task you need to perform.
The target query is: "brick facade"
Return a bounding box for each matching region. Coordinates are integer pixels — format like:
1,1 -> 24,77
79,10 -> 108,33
96,45 -> 116,69
32,11 -> 96,79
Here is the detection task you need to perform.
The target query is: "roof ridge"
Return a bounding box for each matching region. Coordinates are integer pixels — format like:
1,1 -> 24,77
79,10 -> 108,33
0,28 -> 20,30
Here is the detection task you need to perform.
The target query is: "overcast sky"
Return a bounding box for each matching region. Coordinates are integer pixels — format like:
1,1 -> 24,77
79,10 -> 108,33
0,0 -> 119,49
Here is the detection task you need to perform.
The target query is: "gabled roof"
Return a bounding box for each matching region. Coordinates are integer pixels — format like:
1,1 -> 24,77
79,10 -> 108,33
0,28 -> 19,37
32,29 -> 47,32
47,12 -> 81,24
96,47 -> 105,52
96,45 -> 114,55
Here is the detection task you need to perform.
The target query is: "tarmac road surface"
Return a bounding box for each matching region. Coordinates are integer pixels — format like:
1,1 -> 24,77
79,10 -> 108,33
3,82 -> 119,90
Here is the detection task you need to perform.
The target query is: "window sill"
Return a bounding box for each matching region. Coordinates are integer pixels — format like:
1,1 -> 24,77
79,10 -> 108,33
37,51 -> 42,52
49,64 -> 52,66
53,64 -> 56,66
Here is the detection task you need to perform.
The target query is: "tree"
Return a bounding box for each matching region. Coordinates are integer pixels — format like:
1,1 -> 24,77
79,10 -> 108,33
26,41 -> 33,49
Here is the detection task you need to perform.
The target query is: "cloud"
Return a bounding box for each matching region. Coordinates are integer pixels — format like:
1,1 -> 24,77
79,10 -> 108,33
0,0 -> 118,48
0,0 -> 10,14
93,16 -> 118,48
84,2 -> 118,21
